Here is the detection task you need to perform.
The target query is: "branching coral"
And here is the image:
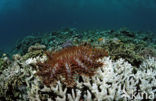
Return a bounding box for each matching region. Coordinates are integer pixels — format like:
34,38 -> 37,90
27,56 -> 156,101
36,46 -> 108,87
1,50 -> 155,100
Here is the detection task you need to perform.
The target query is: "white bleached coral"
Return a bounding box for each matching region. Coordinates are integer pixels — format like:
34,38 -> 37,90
81,57 -> 137,100
0,55 -> 47,100
0,54 -> 155,100
25,55 -> 47,65
27,57 -> 156,101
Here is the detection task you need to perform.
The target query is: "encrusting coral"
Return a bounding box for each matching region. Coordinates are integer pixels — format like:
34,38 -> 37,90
36,46 -> 108,87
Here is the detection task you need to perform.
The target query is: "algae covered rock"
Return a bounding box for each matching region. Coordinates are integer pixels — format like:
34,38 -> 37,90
0,58 -> 5,73
16,36 -> 42,55
0,54 -> 47,101
22,44 -> 46,61
140,46 -> 156,58
0,56 -> 11,74
0,62 -> 25,101
102,40 -> 144,67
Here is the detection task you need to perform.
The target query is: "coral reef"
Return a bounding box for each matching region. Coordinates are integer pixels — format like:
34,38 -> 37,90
15,36 -> 42,55
0,56 -> 11,74
36,46 -> 108,87
0,58 -> 5,73
101,40 -> 144,67
22,50 -> 44,61
0,54 -> 47,101
21,44 -> 46,61
0,50 -> 3,57
141,46 -> 156,58
26,57 -> 156,101
12,28 -> 156,64
0,28 -> 156,100
62,40 -> 73,48
28,43 -> 46,52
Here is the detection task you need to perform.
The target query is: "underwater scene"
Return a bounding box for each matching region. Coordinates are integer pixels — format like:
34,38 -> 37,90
0,0 -> 156,101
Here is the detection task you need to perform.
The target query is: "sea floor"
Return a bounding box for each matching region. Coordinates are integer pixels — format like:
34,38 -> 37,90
0,27 -> 156,101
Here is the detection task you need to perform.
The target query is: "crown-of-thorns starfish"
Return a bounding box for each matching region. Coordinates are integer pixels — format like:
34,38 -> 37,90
37,46 -> 108,87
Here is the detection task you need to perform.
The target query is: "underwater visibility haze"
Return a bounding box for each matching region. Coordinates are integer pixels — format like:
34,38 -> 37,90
0,0 -> 156,101
0,0 -> 156,51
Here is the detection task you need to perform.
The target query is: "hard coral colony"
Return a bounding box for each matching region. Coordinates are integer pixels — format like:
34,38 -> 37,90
37,46 -> 107,87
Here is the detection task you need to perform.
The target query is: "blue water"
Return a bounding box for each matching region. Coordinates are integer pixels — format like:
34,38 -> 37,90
0,0 -> 156,52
